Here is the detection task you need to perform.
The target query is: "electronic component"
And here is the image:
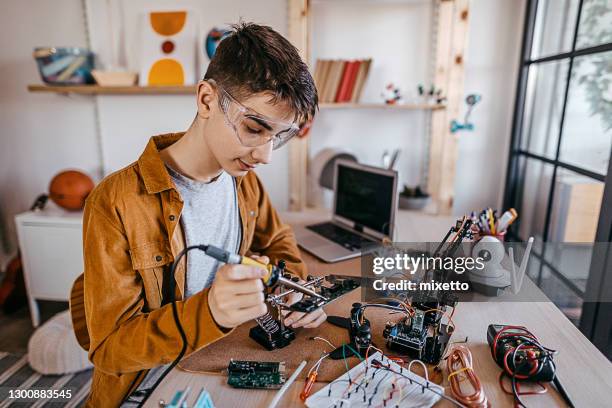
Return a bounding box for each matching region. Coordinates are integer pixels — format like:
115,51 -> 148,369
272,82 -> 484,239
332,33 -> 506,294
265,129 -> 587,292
326,302 -> 375,359
300,352 -> 329,401
383,309 -> 453,364
327,292 -> 457,364
305,351 -> 446,407
227,360 -> 286,389
381,291 -> 457,364
487,324 -> 575,408
249,313 -> 295,350
383,310 -> 427,356
382,217 -> 469,364
327,296 -> 456,364
284,275 -> 360,313
325,217 -> 473,365
487,324 -> 555,382
348,303 -> 372,357
250,274 -> 360,350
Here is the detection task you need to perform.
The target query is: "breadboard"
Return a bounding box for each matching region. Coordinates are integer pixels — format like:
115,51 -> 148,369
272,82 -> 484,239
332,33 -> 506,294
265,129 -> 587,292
305,351 -> 443,408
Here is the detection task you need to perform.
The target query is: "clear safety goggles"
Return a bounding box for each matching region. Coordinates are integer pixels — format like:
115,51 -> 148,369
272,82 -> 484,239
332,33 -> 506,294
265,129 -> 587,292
209,80 -> 300,150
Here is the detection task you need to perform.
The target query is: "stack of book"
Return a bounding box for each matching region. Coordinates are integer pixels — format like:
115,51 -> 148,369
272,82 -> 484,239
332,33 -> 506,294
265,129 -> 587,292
313,58 -> 372,103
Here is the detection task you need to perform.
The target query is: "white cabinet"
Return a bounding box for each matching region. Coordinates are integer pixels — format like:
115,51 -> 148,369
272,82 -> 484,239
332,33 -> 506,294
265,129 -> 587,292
15,205 -> 83,327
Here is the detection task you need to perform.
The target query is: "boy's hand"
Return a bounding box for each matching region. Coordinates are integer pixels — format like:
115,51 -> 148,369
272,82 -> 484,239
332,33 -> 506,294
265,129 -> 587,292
208,255 -> 270,329
281,280 -> 327,329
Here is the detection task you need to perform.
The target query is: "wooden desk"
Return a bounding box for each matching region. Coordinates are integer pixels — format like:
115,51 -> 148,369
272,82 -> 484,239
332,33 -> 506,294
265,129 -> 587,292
147,211 -> 612,407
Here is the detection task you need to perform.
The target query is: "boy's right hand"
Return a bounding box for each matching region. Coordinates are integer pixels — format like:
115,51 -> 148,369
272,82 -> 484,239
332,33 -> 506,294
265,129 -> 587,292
207,262 -> 268,329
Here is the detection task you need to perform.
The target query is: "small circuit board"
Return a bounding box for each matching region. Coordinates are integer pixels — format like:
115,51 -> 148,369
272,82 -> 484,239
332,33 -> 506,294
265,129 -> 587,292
383,312 -> 453,364
227,360 -> 286,389
288,275 -> 360,313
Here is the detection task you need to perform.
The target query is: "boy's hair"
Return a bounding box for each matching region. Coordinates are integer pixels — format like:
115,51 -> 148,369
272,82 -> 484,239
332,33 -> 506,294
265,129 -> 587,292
204,22 -> 318,123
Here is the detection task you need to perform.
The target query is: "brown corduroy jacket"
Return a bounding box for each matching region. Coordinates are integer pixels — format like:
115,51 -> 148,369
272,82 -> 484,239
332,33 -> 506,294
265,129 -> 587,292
70,133 -> 306,407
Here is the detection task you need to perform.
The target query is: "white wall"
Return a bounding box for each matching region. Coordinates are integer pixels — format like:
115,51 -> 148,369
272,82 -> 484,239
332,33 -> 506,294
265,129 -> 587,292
0,0 -> 526,267
452,0 -> 526,215
308,0 -> 526,216
0,0 -> 99,266
309,0 -> 433,196
0,0 -> 288,267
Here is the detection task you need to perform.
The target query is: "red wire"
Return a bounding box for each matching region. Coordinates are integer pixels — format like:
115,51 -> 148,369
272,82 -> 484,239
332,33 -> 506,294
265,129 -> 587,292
499,372 -> 548,396
492,326 -> 538,365
493,326 -> 550,406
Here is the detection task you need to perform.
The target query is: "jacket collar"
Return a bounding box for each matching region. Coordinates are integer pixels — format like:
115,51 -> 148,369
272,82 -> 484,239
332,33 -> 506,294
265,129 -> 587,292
137,132 -> 245,194
137,133 -> 183,194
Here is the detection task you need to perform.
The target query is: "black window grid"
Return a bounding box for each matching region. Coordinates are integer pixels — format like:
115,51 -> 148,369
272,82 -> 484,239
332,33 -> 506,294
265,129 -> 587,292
503,0 -> 612,354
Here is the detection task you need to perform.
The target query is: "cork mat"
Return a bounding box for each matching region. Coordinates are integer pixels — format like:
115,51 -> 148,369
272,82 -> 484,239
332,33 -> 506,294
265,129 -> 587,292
179,290 -> 439,383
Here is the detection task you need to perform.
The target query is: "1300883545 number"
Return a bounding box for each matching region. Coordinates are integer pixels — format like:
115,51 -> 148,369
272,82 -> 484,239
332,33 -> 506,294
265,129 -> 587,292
8,389 -> 72,399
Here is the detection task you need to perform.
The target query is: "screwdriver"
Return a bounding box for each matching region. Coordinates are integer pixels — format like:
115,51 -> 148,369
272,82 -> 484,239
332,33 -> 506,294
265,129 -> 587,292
200,245 -> 327,301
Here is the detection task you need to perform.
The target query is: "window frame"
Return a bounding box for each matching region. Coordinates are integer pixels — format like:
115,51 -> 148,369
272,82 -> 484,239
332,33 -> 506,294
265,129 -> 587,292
503,0 -> 612,357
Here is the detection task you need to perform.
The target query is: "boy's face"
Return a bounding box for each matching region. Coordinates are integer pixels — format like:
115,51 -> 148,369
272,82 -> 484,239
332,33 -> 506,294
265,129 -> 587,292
197,81 -> 296,177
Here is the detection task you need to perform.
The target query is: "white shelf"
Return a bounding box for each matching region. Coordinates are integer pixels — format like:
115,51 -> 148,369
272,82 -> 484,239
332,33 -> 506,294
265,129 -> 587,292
319,102 -> 445,110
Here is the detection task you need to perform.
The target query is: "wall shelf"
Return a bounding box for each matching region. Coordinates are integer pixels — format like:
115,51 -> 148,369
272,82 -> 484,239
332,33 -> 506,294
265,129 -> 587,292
27,85 -> 445,111
287,0 -> 470,213
27,84 -> 197,95
319,102 -> 445,110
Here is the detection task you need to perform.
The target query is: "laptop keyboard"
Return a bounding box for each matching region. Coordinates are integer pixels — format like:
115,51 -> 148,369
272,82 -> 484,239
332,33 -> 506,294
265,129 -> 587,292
307,222 -> 376,251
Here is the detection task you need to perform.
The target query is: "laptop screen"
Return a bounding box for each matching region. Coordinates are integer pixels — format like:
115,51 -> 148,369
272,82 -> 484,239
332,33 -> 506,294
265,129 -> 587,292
334,162 -> 396,236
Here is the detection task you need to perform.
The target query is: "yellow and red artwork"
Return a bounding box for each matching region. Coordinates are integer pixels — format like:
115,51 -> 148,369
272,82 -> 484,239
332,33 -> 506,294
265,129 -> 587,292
139,10 -> 196,86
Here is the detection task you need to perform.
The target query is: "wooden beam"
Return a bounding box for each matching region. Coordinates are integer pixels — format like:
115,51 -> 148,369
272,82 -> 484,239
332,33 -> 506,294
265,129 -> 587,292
427,0 -> 471,214
287,0 -> 311,211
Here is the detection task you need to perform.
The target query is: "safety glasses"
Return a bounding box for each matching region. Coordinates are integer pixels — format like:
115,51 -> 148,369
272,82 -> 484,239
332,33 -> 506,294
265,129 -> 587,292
208,80 -> 300,150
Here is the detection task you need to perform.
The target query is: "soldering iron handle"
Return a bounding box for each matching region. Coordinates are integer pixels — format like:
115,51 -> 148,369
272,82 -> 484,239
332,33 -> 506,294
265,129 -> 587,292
201,244 -> 280,286
240,256 -> 279,286
201,245 -> 280,287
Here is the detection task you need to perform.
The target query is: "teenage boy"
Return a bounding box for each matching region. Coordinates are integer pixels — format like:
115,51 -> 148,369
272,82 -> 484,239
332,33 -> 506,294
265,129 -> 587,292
73,22 -> 321,406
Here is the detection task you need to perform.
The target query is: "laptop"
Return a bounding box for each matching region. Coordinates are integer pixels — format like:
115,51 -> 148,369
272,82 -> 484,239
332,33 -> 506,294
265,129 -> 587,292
295,160 -> 398,262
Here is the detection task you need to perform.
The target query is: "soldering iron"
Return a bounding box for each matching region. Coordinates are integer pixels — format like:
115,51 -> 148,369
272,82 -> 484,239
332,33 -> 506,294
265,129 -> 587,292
197,244 -> 327,301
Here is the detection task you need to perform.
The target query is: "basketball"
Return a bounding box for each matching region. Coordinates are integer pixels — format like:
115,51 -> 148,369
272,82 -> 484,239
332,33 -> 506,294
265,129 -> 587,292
48,170 -> 94,211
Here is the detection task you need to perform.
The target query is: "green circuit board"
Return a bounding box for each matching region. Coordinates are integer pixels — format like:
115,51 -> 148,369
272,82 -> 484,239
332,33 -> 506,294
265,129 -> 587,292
227,360 -> 286,389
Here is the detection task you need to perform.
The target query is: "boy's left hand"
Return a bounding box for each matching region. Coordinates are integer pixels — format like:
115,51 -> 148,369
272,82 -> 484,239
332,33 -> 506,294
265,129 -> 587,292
253,254 -> 327,328
281,281 -> 327,328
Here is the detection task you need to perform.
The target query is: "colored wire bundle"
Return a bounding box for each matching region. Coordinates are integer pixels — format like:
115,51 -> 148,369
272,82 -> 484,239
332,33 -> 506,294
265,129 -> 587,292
324,349 -> 449,407
447,345 -> 488,408
422,307 -> 457,333
301,336 -> 336,401
491,326 -> 558,407
325,345 -> 466,407
370,359 -> 467,407
356,303 -> 413,325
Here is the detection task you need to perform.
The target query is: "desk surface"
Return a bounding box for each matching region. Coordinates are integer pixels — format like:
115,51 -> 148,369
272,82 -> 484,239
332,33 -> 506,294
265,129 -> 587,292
147,210 -> 612,407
